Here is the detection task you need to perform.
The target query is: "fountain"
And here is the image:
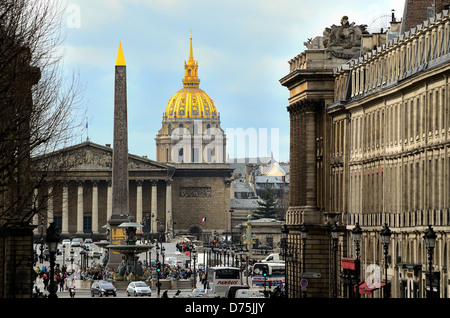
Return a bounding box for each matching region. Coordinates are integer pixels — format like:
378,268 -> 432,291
105,216 -> 153,281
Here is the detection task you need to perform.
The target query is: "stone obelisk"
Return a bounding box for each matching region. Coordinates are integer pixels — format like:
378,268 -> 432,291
107,42 -> 129,268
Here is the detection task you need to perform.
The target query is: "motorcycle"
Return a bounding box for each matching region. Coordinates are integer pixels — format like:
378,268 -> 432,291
69,287 -> 76,298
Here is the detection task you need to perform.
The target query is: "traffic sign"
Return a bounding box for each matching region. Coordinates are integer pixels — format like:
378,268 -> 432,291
300,279 -> 308,288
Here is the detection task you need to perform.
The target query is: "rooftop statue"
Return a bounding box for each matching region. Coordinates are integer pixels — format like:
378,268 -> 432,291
322,16 -> 369,49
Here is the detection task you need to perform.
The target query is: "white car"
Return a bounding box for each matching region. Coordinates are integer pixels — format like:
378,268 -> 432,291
62,239 -> 71,246
71,238 -> 83,247
127,281 -> 152,297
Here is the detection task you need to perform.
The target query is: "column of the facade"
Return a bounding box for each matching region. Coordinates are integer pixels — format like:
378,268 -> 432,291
62,182 -> 69,234
136,180 -> 143,223
32,188 -> 39,234
151,180 -> 158,234
304,108 -> 319,223
47,186 -> 53,225
286,104 -> 302,225
107,180 -> 112,221
165,179 -> 173,239
92,180 -> 99,234
77,181 -> 84,234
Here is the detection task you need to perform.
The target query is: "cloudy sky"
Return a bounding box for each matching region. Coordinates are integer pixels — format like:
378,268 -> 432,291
60,0 -> 405,162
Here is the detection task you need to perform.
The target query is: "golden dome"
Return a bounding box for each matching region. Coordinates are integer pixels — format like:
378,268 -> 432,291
164,34 -> 219,119
165,87 -> 218,119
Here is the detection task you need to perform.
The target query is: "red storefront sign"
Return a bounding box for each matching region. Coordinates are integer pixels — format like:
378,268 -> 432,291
342,258 -> 357,270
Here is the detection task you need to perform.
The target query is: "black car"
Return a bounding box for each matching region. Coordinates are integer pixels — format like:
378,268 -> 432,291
90,281 -> 117,297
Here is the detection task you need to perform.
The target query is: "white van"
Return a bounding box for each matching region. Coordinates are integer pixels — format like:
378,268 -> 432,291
261,253 -> 282,262
235,289 -> 264,298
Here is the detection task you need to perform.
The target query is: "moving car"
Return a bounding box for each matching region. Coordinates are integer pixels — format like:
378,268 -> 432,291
127,281 -> 152,297
71,238 -> 83,247
90,281 -> 117,297
89,251 -> 102,259
62,239 -> 71,246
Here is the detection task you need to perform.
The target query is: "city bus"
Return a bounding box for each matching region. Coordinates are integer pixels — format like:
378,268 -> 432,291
207,266 -> 241,297
251,262 -> 285,291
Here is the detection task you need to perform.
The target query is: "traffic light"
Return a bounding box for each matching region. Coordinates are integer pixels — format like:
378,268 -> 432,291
156,262 -> 161,272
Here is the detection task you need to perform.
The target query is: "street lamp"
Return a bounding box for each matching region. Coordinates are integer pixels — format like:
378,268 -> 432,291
331,223 -> 340,298
300,223 -> 308,298
352,223 -> 362,298
380,223 -> 392,298
423,225 -> 437,298
46,222 -> 60,299
192,249 -> 197,289
70,248 -> 74,273
281,224 -> 289,298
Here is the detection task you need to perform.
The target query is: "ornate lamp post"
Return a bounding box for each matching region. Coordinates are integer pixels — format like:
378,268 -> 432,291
352,223 -> 362,298
331,223 -> 340,298
192,249 -> 197,289
46,222 -> 60,299
161,246 -> 165,277
380,223 -> 392,298
281,224 -> 289,298
300,223 -> 308,298
423,225 -> 437,298
70,248 -> 74,273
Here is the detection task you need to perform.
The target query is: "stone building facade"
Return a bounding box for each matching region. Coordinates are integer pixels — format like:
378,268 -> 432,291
31,142 -> 233,242
281,3 -> 450,298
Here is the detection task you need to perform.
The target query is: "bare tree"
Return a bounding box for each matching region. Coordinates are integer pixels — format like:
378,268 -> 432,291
0,0 -> 84,230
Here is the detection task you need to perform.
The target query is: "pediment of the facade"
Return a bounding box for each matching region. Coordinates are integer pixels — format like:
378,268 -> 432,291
33,142 -> 171,172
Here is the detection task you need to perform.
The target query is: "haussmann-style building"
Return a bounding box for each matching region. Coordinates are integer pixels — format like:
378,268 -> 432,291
280,1 -> 450,298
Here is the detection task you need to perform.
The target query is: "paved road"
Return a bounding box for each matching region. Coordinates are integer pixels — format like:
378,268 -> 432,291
34,241 -> 201,299
56,287 -> 193,298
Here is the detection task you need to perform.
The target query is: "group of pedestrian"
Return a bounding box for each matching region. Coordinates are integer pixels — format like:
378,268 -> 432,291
34,263 -> 71,292
175,242 -> 194,253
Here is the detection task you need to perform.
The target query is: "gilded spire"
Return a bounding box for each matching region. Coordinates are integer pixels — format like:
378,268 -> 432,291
188,30 -> 194,62
115,42 -> 126,66
183,32 -> 200,88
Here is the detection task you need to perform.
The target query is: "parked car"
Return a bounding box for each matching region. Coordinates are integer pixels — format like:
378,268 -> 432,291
84,238 -> 93,244
126,281 -> 152,297
90,281 -> 116,297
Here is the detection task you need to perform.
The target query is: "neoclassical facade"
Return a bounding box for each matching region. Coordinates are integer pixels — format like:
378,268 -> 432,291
281,5 -> 450,298
31,142 -> 233,242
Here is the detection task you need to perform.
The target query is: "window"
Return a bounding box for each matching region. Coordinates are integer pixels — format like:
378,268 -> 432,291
215,269 -> 240,279
83,216 -> 92,234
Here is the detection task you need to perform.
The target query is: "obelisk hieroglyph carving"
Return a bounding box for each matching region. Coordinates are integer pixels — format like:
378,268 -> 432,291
107,42 -> 129,268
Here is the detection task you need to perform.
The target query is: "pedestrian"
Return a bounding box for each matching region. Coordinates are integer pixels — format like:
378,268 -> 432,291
43,274 -> 49,291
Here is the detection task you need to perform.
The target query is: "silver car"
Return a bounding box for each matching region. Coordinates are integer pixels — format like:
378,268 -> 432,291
127,281 -> 152,297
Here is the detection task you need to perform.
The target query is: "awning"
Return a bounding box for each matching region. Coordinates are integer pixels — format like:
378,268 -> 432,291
354,281 -> 385,298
